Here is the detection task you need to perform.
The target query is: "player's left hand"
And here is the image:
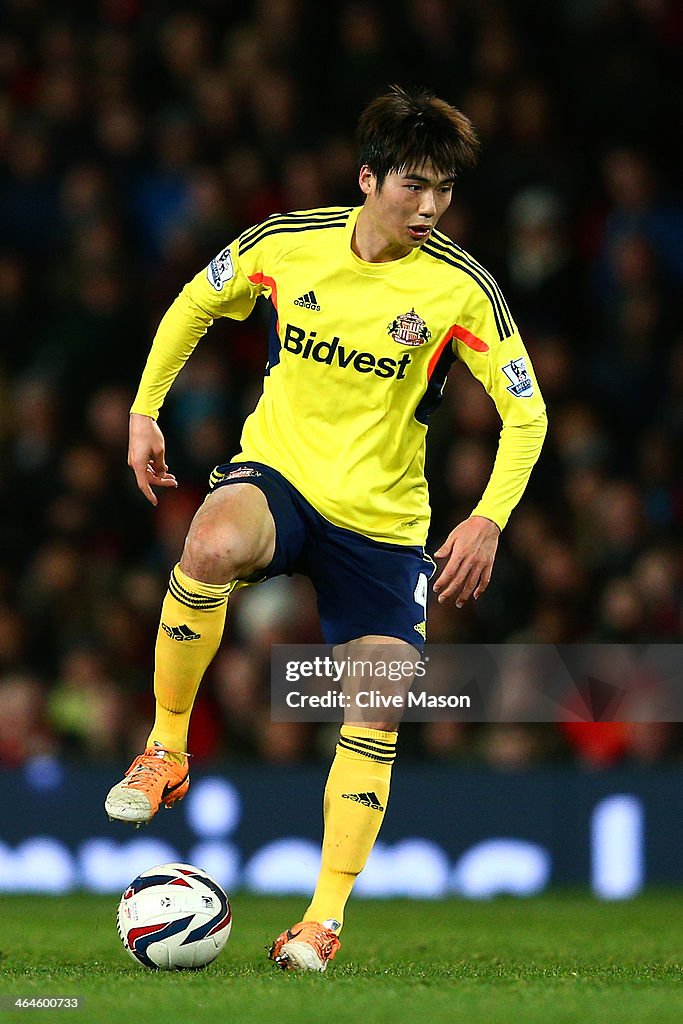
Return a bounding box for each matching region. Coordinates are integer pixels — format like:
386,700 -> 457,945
432,516 -> 501,608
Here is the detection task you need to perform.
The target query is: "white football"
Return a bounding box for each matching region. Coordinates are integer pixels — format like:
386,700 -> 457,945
117,862 -> 232,970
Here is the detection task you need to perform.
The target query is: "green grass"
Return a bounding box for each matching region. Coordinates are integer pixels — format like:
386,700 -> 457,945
0,894 -> 681,1023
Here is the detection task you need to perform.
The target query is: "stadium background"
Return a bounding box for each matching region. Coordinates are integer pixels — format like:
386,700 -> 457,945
0,0 -> 682,896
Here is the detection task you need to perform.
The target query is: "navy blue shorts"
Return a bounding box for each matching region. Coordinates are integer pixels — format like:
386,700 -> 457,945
208,461 -> 436,650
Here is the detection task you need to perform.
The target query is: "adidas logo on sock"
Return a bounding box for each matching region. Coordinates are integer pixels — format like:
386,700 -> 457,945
161,623 -> 202,641
294,289 -> 320,311
342,791 -> 384,811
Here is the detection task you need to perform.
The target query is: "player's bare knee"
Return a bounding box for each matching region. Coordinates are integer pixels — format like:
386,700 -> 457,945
181,519 -> 254,583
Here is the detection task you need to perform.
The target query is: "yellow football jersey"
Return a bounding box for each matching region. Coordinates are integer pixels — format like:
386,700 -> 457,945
132,206 -> 547,545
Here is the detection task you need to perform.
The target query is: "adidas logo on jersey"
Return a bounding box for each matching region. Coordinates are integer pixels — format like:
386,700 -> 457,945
161,623 -> 202,641
342,791 -> 385,811
294,290 -> 321,311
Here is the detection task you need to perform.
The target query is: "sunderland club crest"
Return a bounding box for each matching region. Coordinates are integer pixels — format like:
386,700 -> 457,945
387,308 -> 431,347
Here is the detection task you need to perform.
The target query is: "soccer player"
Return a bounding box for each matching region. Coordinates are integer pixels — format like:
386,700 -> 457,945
105,86 -> 547,971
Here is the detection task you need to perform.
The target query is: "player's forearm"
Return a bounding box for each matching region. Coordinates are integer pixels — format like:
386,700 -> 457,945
470,412 -> 548,530
130,287 -> 215,419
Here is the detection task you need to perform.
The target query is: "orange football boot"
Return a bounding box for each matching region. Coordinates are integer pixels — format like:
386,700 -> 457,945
104,742 -> 190,826
268,920 -> 341,972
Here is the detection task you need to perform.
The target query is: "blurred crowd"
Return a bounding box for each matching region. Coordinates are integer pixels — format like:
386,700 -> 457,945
1,0 -> 682,770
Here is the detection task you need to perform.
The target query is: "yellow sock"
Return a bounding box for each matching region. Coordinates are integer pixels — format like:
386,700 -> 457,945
146,564 -> 233,755
305,725 -> 397,930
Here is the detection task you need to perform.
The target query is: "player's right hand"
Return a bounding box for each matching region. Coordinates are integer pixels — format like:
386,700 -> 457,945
128,413 -> 178,506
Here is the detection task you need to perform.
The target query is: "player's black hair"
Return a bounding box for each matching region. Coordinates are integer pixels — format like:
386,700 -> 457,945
357,85 -> 480,189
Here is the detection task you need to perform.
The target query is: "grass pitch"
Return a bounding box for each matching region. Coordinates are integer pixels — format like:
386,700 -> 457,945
0,893 -> 681,1023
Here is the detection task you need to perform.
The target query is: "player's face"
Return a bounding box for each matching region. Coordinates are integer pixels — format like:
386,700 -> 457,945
358,161 -> 454,259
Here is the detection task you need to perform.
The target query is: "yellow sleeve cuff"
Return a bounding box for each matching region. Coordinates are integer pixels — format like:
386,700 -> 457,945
130,286 -> 215,419
471,412 -> 548,530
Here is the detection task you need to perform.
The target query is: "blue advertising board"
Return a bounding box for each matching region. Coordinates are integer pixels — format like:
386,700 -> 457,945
1,761 -> 681,898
